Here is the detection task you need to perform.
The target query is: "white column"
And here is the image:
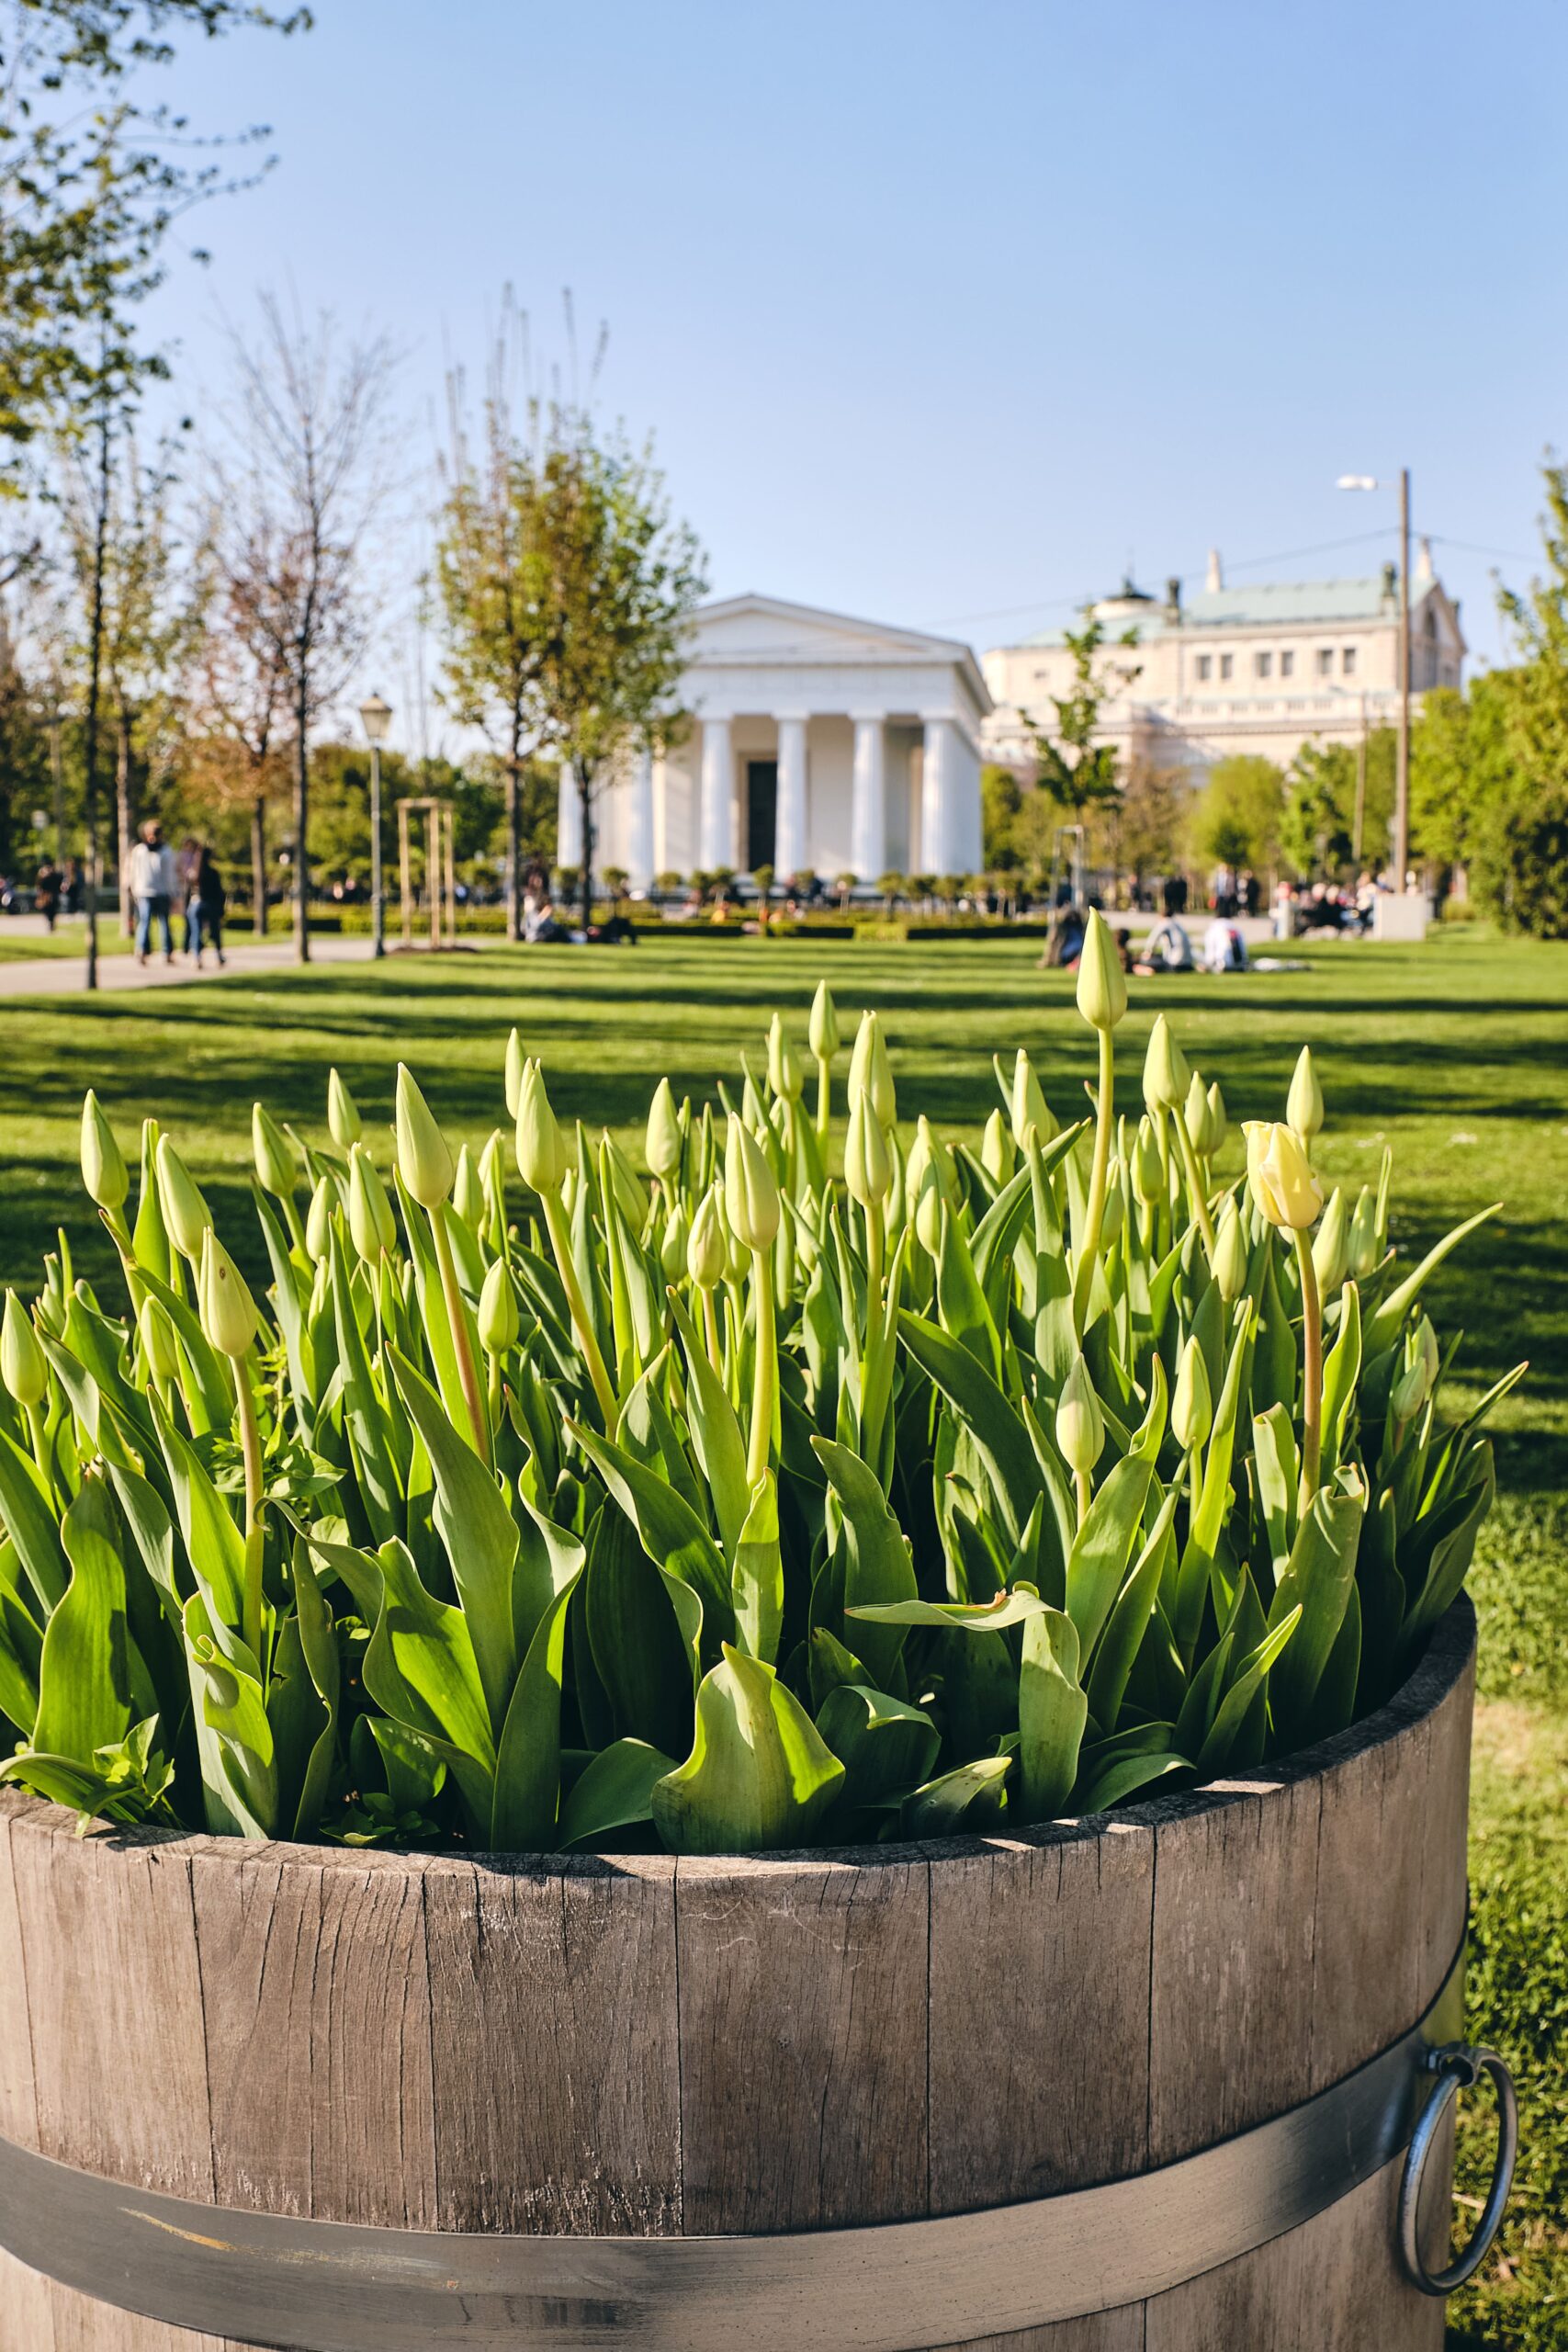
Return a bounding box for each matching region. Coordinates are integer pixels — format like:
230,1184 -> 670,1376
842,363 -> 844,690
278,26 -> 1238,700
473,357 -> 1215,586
626,748 -> 655,889
652,756 -> 670,881
699,716 -> 734,870
851,715 -> 886,882
557,758 -> 582,869
920,718 -> 952,876
774,716 -> 808,880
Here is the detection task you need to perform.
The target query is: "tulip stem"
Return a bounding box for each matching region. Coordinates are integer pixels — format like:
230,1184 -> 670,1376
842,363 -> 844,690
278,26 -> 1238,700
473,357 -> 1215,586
863,1199 -> 885,1320
280,1192 -> 307,1257
1153,1109 -> 1174,1259
25,1401 -> 51,1487
747,1248 -> 777,1487
815,1057 -> 831,1141
699,1282 -> 723,1380
541,1192 -> 619,1430
430,1204 -> 491,1464
1171,1104 -> 1218,1259
1293,1228 -> 1324,1509
1075,1466 -> 1092,1530
235,1356 -> 265,1663
1071,1028 -> 1116,1333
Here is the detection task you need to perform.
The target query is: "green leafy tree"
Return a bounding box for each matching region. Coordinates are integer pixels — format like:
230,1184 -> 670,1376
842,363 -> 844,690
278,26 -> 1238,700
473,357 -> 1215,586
1190,754 -> 1285,876
1468,460 -> 1568,934
534,419 -> 705,930
1021,609 -> 1140,820
1281,730 -> 1394,879
1410,677 -> 1512,878
980,762 -> 1023,870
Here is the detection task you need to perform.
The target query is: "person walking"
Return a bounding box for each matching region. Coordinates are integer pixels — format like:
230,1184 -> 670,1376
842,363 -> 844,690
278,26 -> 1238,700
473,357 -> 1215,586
127,820 -> 178,965
33,858 -> 62,932
186,843 -> 228,968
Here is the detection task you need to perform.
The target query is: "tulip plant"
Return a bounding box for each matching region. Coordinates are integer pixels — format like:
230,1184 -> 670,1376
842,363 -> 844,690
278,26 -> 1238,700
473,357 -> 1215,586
0,915 -> 1517,1854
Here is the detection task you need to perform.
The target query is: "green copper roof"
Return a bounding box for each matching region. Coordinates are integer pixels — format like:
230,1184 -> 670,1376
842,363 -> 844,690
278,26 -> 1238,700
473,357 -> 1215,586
1014,573 -> 1436,649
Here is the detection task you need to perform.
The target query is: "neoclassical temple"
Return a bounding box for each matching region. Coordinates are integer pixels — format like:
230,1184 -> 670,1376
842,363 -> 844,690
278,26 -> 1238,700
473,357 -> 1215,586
562,593 -> 990,887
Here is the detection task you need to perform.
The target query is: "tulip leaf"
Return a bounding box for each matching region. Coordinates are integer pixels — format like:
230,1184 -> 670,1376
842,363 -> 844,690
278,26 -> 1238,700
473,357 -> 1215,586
897,1308 -> 1042,1544
1400,1446 -> 1495,1654
1017,1603 -> 1088,1822
1266,1465 -> 1367,1744
935,1206 -> 1000,1379
571,1419 -> 734,1657
1079,1749 -> 1190,1812
1196,1605 -> 1302,1774
850,1587 -> 1049,1631
1066,1455 -> 1156,1665
813,1434 -> 917,1685
817,1682 -> 940,1805
0,1424 -> 69,1613
1363,1203 -> 1502,1359
491,1558 -> 584,1850
559,1737 -> 676,1851
1322,1280 -> 1361,1469
900,1751 -> 1012,1836
1251,1404 -> 1299,1589
731,1473 -> 784,1667
584,1498 -> 698,1756
1085,1476 -> 1182,1731
389,1345 -> 520,1736
183,1589 -> 275,1838
329,1235 -> 401,1548
33,1474 -> 136,1762
651,1645 -> 845,1854
151,1390 -> 246,1632
667,1291 -> 750,1560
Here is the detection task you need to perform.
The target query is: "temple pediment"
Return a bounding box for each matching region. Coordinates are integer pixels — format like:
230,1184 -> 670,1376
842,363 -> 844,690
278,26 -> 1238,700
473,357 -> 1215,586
690,594 -> 978,674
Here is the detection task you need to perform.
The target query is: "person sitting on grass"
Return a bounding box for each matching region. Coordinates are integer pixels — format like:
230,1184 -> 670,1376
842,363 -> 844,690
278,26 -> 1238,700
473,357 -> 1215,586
1135,913 -> 1194,976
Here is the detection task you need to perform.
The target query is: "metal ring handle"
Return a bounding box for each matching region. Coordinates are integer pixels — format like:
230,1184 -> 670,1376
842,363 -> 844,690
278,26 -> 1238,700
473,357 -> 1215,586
1399,2041 -> 1518,2295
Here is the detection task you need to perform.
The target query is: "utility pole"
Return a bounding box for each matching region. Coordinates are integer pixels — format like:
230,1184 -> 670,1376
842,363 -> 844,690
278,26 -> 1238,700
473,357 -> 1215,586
1394,467 -> 1411,893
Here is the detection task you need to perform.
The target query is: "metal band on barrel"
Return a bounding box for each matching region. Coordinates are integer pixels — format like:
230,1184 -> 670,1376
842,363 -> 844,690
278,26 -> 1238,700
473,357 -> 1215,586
0,1940 -> 1467,2352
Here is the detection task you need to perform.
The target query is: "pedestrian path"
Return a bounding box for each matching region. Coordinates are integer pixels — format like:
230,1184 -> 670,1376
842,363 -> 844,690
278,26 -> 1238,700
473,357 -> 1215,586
0,925 -> 381,1000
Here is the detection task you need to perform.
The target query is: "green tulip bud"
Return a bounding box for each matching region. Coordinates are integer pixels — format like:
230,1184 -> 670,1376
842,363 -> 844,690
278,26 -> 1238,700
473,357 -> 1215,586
252,1102 -> 300,1201
808,979 -> 840,1062
197,1230 -> 259,1361
845,1090 -> 892,1210
504,1028 -> 526,1121
1010,1048 -> 1054,1150
1245,1120 -> 1323,1231
327,1068 -> 362,1150
1313,1187 -> 1349,1295
1100,1164 -> 1126,1249
1,1292 -> 47,1409
452,1144 -> 484,1231
305,1174 -> 335,1264
394,1066 -> 454,1209
767,1013 -> 804,1103
687,1183 -> 728,1290
1055,1351 -> 1105,1476
914,1166 -> 944,1260
1076,906 -> 1127,1032
1206,1080 -> 1227,1153
80,1090 -> 129,1212
660,1201 -> 691,1283
1172,1335 -> 1213,1451
1213,1195 -> 1249,1301
1287,1046 -> 1325,1144
981,1107 -> 1015,1187
138,1295 -> 180,1387
1184,1069 -> 1215,1156
1143,1014 -> 1190,1114
646,1077 -> 682,1182
515,1061 -> 568,1196
1348,1184 -> 1379,1278
477,1257 -> 520,1355
1132,1116 -> 1164,1208
155,1136 -> 213,1263
847,1010 -> 896,1129
346,1143 -> 397,1263
725,1115 -> 781,1253
1392,1315 -> 1439,1421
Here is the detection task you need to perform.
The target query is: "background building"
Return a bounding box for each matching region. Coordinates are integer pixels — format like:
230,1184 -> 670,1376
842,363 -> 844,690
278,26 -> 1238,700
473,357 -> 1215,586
579,594 -> 990,888
982,545 -> 1466,784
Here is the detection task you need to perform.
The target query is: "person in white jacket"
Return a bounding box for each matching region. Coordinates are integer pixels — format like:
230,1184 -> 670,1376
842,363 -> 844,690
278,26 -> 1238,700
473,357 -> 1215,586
126,820 -> 178,965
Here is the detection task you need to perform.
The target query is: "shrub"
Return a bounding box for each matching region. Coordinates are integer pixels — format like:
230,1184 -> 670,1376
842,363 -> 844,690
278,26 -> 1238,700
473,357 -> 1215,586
0,916 -> 1514,1855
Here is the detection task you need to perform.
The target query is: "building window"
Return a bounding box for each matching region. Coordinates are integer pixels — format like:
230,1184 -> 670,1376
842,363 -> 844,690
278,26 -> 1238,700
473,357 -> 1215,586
1280,650 -> 1294,678
1316,648 -> 1334,677
1342,646 -> 1357,676
1195,654 -> 1213,682
1255,650 -> 1272,679
1219,652 -> 1234,681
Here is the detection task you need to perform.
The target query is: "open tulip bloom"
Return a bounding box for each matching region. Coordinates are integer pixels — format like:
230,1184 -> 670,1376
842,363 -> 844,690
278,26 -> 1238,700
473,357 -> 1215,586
0,997 -> 1518,1857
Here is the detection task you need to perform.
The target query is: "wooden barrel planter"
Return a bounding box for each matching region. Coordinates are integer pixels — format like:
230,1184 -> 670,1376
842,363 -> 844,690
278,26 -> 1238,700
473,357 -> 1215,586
0,1599 -> 1486,2352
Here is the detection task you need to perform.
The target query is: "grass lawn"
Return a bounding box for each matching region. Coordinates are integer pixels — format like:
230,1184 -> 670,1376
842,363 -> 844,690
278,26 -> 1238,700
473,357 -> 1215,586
1,924 -> 1563,2346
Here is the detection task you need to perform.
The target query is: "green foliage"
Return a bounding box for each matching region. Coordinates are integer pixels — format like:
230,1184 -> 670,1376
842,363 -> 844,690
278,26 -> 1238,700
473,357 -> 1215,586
1022,610 -> 1141,816
1281,729 -> 1395,878
0,987 -> 1508,1859
1190,753 -> 1284,873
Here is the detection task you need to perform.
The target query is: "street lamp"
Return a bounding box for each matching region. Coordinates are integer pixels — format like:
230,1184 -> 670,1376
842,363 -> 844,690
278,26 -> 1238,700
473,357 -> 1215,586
358,692 -> 392,958
1337,469 -> 1413,898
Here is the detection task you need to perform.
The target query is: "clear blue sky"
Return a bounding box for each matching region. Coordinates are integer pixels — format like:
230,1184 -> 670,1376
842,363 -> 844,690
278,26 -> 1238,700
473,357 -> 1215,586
141,0 -> 1566,714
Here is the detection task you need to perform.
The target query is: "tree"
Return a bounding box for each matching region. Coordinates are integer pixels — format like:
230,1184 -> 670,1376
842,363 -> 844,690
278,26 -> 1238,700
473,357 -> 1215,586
212,294 -> 394,961
187,496 -> 294,931
533,419 -> 705,930
981,762 -> 1024,870
1467,459 -> 1568,933
1410,677 -> 1511,880
1281,729 -> 1394,879
1096,759 -> 1189,899
1190,754 -> 1284,876
1021,608 -> 1141,820
0,2 -> 306,486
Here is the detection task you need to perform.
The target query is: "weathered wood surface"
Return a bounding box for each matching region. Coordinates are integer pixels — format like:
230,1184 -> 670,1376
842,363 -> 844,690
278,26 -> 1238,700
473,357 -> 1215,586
0,1602 -> 1476,2352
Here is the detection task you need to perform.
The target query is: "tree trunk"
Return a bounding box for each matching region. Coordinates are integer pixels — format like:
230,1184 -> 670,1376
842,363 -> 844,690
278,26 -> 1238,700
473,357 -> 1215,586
294,688 -> 310,965
579,765 -> 593,933
81,401 -> 109,994
506,741 -> 522,944
252,793 -> 268,940
116,709 -> 135,935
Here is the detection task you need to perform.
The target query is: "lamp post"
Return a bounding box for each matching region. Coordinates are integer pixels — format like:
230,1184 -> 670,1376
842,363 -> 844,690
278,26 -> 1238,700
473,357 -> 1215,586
1337,470 -> 1413,895
358,693 -> 392,959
